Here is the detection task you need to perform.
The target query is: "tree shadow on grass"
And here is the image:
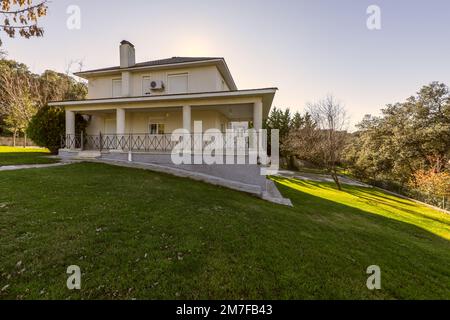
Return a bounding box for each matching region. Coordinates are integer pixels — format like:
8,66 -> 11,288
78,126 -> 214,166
342,189 -> 450,227
266,177 -> 450,298
0,152 -> 56,166
272,176 -> 450,243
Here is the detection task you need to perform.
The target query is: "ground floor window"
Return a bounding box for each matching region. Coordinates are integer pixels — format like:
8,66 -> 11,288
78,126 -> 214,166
149,123 -> 165,135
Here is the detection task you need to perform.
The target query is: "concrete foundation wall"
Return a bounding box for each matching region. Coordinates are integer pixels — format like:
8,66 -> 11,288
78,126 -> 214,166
100,151 -> 267,190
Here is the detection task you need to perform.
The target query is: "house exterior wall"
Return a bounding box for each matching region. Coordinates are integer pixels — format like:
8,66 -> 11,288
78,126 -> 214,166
86,65 -> 229,100
85,109 -> 231,135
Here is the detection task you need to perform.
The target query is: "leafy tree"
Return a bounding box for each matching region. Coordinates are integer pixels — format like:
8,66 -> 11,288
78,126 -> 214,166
0,0 -> 48,46
264,107 -> 292,141
345,82 -> 450,208
409,169 -> 450,209
0,56 -> 87,146
0,58 -> 39,144
37,70 -> 87,106
290,111 -> 304,130
27,105 -> 88,154
26,105 -> 64,153
347,82 -> 450,184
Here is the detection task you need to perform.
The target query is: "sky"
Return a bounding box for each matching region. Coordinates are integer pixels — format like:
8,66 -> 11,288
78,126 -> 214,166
2,0 -> 450,129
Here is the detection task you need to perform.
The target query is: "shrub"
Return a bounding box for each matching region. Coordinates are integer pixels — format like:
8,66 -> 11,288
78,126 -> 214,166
27,105 -> 65,154
27,106 -> 89,154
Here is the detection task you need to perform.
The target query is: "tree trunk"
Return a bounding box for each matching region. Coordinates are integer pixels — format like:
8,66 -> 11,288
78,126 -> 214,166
331,169 -> 342,191
13,130 -> 17,147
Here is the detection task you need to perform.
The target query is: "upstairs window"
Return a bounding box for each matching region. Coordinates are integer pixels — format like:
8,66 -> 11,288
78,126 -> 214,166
168,73 -> 188,94
112,79 -> 122,97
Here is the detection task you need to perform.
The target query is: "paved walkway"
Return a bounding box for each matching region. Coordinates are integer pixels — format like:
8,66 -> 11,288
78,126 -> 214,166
0,162 -> 71,172
274,169 -> 372,187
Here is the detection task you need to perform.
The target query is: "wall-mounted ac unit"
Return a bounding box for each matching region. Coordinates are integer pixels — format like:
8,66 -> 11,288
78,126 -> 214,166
150,80 -> 165,91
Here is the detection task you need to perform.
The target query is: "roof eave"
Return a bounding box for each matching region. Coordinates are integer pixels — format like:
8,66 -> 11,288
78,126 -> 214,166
74,58 -> 238,91
48,88 -> 277,107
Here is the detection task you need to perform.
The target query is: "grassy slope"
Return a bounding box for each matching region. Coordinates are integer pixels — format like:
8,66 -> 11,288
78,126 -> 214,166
0,162 -> 449,300
0,147 -> 57,166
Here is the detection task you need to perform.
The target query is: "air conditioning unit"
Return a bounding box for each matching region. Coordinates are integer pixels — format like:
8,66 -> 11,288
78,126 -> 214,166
150,80 -> 165,91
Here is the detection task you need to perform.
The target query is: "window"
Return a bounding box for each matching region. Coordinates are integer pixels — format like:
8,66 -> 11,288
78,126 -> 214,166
142,76 -> 151,95
168,73 -> 188,94
149,123 -> 165,135
112,79 -> 122,97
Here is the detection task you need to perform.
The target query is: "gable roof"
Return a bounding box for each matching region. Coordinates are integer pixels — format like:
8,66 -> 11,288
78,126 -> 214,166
74,57 -> 237,90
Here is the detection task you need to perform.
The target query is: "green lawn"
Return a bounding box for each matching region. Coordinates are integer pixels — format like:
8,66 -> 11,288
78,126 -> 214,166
0,162 -> 449,300
0,146 -> 58,166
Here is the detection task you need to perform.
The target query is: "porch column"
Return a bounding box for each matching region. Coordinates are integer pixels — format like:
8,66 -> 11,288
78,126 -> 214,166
116,108 -> 126,150
183,105 -> 191,132
252,100 -> 264,163
116,108 -> 126,134
253,100 -> 263,131
65,110 -> 75,149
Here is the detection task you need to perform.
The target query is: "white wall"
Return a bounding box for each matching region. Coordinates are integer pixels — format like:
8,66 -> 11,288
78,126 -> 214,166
86,65 -> 229,99
85,109 -> 230,134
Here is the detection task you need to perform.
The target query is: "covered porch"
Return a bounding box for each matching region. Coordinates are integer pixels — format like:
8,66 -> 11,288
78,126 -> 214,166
59,89 -> 274,153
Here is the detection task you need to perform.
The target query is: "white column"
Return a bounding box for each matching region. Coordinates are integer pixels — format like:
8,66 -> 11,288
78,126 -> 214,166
183,105 -> 191,132
116,108 -> 126,134
121,71 -> 132,97
65,110 -> 75,149
116,108 -> 126,150
253,100 -> 263,131
252,100 -> 264,164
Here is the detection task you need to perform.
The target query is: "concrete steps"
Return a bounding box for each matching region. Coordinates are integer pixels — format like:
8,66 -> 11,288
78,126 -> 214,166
75,151 -> 101,159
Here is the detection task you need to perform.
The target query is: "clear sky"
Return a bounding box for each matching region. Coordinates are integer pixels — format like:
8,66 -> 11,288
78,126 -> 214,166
2,0 -> 450,128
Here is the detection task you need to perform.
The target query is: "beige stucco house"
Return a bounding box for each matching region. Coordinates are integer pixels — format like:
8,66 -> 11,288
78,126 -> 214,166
50,40 -> 276,150
49,41 -> 290,205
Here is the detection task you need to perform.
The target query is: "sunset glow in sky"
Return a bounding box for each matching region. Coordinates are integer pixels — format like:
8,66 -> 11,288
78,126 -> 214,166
2,0 -> 450,128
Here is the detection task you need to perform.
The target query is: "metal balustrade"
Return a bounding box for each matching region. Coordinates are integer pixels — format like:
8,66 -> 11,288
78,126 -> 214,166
61,132 -> 253,152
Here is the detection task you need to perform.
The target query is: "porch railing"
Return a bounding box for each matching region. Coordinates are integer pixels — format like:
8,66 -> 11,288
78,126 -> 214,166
61,132 -> 252,152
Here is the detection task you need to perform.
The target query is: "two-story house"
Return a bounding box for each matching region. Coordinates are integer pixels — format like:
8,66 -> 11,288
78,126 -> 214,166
49,41 -> 289,205
50,40 -> 276,149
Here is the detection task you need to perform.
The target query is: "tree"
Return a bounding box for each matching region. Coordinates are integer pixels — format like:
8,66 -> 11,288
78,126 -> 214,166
0,58 -> 39,145
307,95 -> 349,190
282,115 -> 320,166
27,105 -> 88,154
26,105 -> 64,153
0,0 -> 48,46
264,107 -> 292,141
37,69 -> 87,106
290,111 -> 304,130
0,57 -> 87,147
346,82 -> 450,187
264,107 -> 292,158
409,169 -> 450,209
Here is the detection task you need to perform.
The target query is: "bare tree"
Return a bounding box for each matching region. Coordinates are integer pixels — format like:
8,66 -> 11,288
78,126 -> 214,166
0,0 -> 48,46
307,95 -> 349,190
65,59 -> 85,76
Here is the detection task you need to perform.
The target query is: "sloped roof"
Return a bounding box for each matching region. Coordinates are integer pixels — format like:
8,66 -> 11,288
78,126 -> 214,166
75,57 -> 224,74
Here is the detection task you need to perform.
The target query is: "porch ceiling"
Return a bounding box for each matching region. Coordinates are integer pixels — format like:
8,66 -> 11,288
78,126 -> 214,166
78,104 -> 253,121
49,88 -> 276,118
